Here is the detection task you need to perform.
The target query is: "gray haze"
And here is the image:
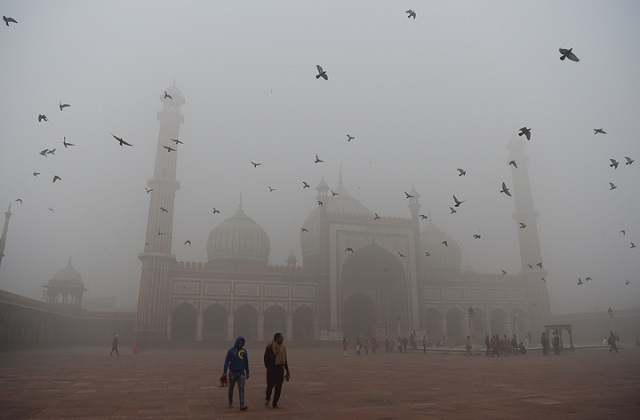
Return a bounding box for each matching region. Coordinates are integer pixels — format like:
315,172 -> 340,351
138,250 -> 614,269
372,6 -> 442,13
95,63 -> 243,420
1,1 -> 639,313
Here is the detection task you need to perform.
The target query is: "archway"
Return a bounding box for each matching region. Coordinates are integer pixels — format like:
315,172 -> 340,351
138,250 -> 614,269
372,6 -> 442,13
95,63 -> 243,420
490,308 -> 507,336
264,305 -> 287,340
292,305 -> 315,342
342,293 -> 377,339
446,307 -> 465,344
234,305 -> 258,341
510,308 -> 526,340
424,307 -> 442,341
171,302 -> 197,342
471,307 -> 486,341
202,303 -> 228,342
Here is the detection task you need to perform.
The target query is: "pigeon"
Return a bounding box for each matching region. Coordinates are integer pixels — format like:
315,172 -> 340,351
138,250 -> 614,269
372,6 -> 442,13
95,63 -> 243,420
345,248 -> 354,253
442,241 -> 448,247
473,234 -> 481,239
404,191 -> 414,199
509,160 -> 518,168
315,154 -> 323,163
63,137 -> 74,148
38,114 -> 48,122
518,127 -> 531,141
47,208 -> 54,213
537,262 -> 543,268
160,207 -> 168,213
527,264 -> 533,269
33,171 -> 40,177
315,65 -> 328,81
15,198 -> 23,204
577,278 -> 583,285
620,230 -> 625,235
158,230 -> 164,236
170,139 -> 184,145
302,181 -> 310,188
184,240 -> 191,246
39,149 -> 49,156
300,227 -> 309,232
46,148 -> 56,155
317,201 -> 324,206
594,128 -> 606,135
52,175 -> 61,183
3,15 -> 18,26
111,133 -> 132,146
419,214 -> 428,220
450,207 -> 457,214
145,188 -> 153,193
163,91 -> 172,100
212,208 -> 221,214
559,48 -> 579,62
398,252 -> 406,258
501,270 -> 507,275
162,145 -> 176,152
269,186 -> 276,192
500,182 -> 512,196
406,9 -> 416,19
519,222 -> 526,229
609,159 -> 619,169
625,279 -> 630,285
453,195 -> 466,207
609,182 -> 617,190
457,168 -> 466,176
250,160 -> 261,167
374,213 -> 380,220
632,242 -> 637,249
541,278 -> 546,283
624,156 -> 634,165
59,102 -> 70,111
346,134 -> 354,141
330,189 -> 338,196
585,277 -> 592,282
424,252 -> 431,256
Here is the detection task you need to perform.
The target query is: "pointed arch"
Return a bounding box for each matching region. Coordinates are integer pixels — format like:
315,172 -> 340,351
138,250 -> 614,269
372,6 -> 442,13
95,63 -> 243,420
202,303 -> 228,342
234,304 -> 258,341
264,304 -> 287,340
171,302 -> 198,342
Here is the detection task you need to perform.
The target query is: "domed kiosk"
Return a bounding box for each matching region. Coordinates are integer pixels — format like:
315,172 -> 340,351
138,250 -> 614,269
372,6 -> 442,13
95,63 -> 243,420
43,259 -> 86,307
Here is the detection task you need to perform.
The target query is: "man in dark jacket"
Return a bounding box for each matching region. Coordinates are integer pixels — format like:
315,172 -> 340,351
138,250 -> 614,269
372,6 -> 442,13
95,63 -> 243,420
110,334 -> 119,356
264,332 -> 290,408
223,336 -> 250,410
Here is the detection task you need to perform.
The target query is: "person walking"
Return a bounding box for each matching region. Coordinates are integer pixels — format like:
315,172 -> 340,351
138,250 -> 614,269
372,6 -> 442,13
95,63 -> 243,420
223,336 -> 250,411
552,332 -> 561,355
485,333 -> 491,357
264,333 -> 290,409
110,334 -> 119,356
608,331 -> 618,353
541,332 -> 549,356
342,336 -> 348,357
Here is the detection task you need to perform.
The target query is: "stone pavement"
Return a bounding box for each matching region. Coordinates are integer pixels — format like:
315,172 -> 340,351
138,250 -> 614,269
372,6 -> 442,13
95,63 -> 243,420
0,345 -> 638,419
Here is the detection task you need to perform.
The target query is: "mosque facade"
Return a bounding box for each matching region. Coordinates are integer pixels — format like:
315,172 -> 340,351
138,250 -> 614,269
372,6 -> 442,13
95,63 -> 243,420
135,86 -> 552,345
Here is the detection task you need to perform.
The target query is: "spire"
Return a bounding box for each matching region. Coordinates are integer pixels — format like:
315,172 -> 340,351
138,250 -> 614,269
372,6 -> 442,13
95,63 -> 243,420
239,194 -> 243,209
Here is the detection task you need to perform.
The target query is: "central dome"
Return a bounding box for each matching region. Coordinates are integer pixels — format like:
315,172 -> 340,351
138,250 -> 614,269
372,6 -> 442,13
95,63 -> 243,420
207,203 -> 270,265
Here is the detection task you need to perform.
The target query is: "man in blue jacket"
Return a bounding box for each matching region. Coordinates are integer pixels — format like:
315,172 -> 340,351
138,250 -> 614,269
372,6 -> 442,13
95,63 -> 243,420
223,336 -> 250,410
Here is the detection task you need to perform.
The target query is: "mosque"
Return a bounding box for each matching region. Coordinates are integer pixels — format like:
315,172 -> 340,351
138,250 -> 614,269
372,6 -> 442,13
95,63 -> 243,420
134,85 -> 552,346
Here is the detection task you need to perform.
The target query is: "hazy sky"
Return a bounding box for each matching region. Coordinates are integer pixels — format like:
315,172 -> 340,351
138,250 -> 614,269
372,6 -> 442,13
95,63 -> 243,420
1,1 -> 639,314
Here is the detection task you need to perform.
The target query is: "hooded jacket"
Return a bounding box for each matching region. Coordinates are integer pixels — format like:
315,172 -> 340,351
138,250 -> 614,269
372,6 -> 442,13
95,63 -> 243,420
223,336 -> 249,374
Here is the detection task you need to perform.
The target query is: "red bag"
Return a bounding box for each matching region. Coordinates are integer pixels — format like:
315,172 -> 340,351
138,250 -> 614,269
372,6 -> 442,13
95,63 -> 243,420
219,374 -> 228,387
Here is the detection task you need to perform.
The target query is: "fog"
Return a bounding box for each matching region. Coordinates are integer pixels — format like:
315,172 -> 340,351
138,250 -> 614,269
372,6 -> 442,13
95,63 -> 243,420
1,1 -> 638,314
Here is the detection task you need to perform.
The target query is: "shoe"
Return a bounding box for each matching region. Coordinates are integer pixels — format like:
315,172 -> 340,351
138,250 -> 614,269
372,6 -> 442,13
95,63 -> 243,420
240,405 -> 248,411
272,402 -> 278,408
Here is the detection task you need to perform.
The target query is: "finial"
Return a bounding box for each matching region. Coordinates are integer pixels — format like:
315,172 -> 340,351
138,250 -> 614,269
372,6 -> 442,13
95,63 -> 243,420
68,256 -> 72,265
239,194 -> 243,209
7,202 -> 11,212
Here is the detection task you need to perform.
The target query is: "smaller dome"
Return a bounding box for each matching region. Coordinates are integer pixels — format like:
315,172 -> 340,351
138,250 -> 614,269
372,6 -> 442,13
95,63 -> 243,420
420,222 -> 461,272
49,261 -> 84,287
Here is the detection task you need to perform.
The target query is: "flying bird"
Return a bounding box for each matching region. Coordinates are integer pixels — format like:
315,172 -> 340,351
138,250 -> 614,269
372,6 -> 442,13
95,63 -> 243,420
3,15 -> 18,26
33,171 -> 40,177
212,208 -> 221,214
162,145 -> 176,152
63,137 -> 74,148
609,182 -> 617,190
625,279 -> 630,285
593,128 -> 606,135
346,134 -> 354,141
541,278 -> 546,283
577,278 -> 583,285
315,65 -> 328,81
424,252 -> 431,256
300,227 -> 309,232
268,186 -> 276,192
145,188 -> 153,193
47,208 -> 54,213
398,252 -> 406,258
330,189 -> 338,196
508,160 -> 518,168
501,270 -> 507,275
171,138 -> 184,145
302,181 -> 310,188
39,149 -> 49,156
15,198 -> 23,204
527,264 -> 534,270
38,114 -> 48,122
374,213 -> 380,220
518,127 -> 531,141
250,160 -> 261,167
46,148 -> 56,155
624,156 -> 634,165
163,91 -> 172,100
404,191 -> 414,199
345,248 -> 354,253
450,207 -> 457,214
519,222 -> 526,229
111,133 -> 132,146
631,242 -> 637,249
559,48 -> 580,62
52,175 -> 61,183
59,102 -> 70,111
585,277 -> 592,282
457,168 -> 466,176
609,159 -> 619,169
184,240 -> 191,246
406,9 -> 416,19
536,262 -> 543,268
453,195 -> 466,207
620,230 -> 625,235
160,207 -> 168,213
500,182 -> 512,196
473,234 -> 481,239
442,241 -> 448,247
315,154 -> 323,163
419,214 -> 428,220
317,201 -> 323,206
158,230 -> 164,236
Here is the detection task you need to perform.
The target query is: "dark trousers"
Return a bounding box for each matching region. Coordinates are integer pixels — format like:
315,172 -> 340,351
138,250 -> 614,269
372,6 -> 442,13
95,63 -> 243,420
266,366 -> 285,405
110,346 -> 119,356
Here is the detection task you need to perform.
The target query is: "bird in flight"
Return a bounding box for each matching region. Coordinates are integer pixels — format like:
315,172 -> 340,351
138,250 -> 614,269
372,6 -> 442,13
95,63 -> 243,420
38,114 -> 48,122
15,198 -> 23,204
518,127 -> 531,141
330,189 -> 338,196
300,227 -> 309,232
39,149 -> 49,156
620,229 -> 625,235
63,137 -> 74,148
527,264 -> 534,270
145,188 -> 153,193
559,48 -> 579,62
3,15 -> 18,26
171,138 -> 184,145
158,230 -> 164,236
268,186 -> 276,192
625,279 -> 630,285
302,181 -> 310,188
594,128 -> 606,135
442,241 -> 448,247
315,154 -> 323,163
346,134 -> 354,141
453,195 -> 466,207
609,159 -> 619,169
519,222 -> 526,229
508,160 -> 518,168
500,182 -> 511,196
541,278 -> 546,283
585,277 -> 592,282
537,262 -> 543,268
33,171 -> 40,177
609,182 -> 617,190
577,278 -> 583,285
398,252 -> 406,258
111,133 -> 132,146
624,156 -> 634,165
374,213 -> 380,220
163,91 -> 172,100
250,160 -> 261,167
48,208 -> 54,213
419,214 -> 428,220
184,240 -> 191,246
631,242 -> 637,249
315,65 -> 328,81
52,175 -> 61,183
317,200 -> 323,206
404,191 -> 414,199
457,168 -> 466,176
450,207 -> 457,214
46,148 -> 56,155
212,208 -> 220,214
424,252 -> 431,256
501,270 -> 507,275
345,248 -> 354,253
160,207 -> 168,213
59,102 -> 70,111
473,234 -> 481,239
406,10 -> 416,19
162,145 -> 176,152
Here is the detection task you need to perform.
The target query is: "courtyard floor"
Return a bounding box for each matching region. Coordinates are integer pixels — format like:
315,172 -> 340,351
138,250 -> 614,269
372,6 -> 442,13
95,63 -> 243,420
0,344 -> 638,419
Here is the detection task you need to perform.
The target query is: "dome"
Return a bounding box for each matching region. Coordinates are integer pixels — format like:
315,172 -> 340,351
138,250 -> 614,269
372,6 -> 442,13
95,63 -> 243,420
420,222 -> 461,272
207,204 -> 270,265
301,179 -> 374,257
49,261 -> 84,287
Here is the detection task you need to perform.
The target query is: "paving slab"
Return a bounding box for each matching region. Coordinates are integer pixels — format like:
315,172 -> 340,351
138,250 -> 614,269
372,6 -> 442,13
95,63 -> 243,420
0,346 -> 638,419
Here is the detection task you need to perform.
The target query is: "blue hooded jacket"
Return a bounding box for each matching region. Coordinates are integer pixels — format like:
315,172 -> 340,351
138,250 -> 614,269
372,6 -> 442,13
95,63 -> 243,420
223,336 -> 249,374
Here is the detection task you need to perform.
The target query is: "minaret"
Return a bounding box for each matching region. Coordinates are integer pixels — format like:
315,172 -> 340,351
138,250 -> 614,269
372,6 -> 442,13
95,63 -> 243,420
0,203 -> 12,270
136,85 -> 185,342
507,137 -> 551,338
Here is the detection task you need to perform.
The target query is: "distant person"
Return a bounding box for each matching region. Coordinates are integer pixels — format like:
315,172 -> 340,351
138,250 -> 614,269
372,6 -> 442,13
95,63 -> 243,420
110,334 -> 119,356
511,335 -> 518,356
264,333 -> 290,409
355,336 -> 362,356
422,335 -> 427,354
541,332 -> 549,356
223,336 -> 250,411
342,337 -> 348,357
465,335 -> 472,356
552,332 -> 560,355
518,342 -> 527,355
371,337 -> 378,355
485,333 -> 491,357
608,331 -> 618,353
364,338 -> 370,355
